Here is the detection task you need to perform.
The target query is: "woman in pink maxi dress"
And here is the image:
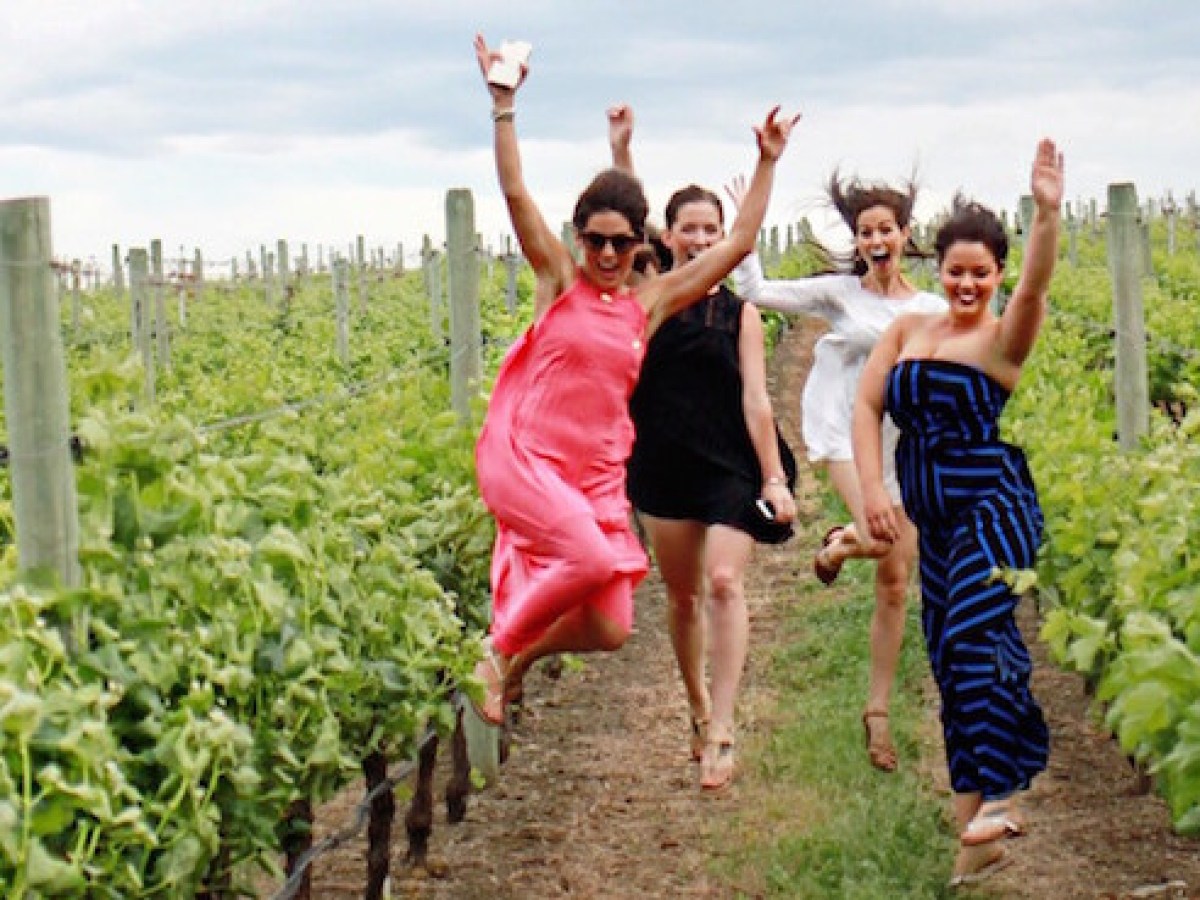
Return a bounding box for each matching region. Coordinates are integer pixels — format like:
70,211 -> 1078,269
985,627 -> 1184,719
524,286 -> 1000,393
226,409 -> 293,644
469,34 -> 798,725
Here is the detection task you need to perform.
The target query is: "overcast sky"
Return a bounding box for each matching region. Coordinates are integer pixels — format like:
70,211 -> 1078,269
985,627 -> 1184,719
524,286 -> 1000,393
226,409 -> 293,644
3,0 -> 1198,272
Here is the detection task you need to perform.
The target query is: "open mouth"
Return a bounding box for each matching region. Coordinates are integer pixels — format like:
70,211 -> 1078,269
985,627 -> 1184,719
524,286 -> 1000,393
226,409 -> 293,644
869,249 -> 891,264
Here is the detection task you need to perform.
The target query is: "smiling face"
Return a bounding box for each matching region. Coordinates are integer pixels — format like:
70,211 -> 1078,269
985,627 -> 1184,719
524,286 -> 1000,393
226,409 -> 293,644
575,210 -> 641,292
939,240 -> 1004,319
854,204 -> 909,279
663,199 -> 723,267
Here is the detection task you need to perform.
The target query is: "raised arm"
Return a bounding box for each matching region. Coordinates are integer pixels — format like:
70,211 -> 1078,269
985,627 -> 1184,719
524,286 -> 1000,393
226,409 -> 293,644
852,318 -> 906,545
608,104 -> 635,174
725,175 -> 838,318
998,138 -> 1063,365
474,34 -> 573,305
641,107 -> 799,332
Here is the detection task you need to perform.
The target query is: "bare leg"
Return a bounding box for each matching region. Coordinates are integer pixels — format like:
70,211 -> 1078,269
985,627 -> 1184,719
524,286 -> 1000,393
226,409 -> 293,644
700,525 -> 754,790
703,525 -> 754,742
640,515 -> 710,751
823,461 -> 917,770
861,513 -> 918,767
505,598 -> 632,689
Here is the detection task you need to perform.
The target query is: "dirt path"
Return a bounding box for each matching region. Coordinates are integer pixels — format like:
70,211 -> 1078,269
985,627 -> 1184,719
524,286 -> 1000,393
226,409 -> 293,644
302,321 -> 1200,899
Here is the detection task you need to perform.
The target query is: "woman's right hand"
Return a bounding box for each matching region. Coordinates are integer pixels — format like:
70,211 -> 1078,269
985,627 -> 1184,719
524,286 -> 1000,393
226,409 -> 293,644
862,483 -> 898,545
474,33 -> 526,103
724,174 -> 748,213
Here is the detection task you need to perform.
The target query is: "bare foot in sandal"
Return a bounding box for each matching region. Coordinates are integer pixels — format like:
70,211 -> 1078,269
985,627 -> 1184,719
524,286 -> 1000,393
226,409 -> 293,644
861,709 -> 898,772
468,638 -> 509,726
950,840 -> 1011,888
700,732 -> 736,792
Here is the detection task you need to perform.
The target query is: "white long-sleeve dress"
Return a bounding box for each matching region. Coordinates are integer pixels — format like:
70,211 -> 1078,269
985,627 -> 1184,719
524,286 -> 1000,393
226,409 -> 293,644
733,254 -> 947,501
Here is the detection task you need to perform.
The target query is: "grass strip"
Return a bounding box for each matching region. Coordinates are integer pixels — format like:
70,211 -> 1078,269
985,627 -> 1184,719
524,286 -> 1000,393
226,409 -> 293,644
715,495 -> 974,899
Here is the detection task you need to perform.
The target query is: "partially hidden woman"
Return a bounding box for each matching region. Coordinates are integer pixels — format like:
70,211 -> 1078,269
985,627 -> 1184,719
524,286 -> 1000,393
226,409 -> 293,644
609,104 -> 799,791
728,173 -> 946,772
853,139 -> 1063,886
468,34 -> 798,727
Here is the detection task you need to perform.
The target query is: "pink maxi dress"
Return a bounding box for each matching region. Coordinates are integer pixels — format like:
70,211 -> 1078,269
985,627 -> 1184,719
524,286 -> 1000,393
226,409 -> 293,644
475,276 -> 650,657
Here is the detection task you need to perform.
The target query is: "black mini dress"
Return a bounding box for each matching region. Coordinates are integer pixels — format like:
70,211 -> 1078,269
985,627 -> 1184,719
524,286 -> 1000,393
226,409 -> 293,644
627,286 -> 796,544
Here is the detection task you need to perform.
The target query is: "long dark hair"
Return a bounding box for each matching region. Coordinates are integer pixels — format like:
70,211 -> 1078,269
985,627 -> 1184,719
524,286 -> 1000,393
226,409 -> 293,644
819,169 -> 929,275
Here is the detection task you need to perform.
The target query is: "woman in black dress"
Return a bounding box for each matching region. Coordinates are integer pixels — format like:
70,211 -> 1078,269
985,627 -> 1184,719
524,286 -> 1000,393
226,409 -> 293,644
613,106 -> 798,790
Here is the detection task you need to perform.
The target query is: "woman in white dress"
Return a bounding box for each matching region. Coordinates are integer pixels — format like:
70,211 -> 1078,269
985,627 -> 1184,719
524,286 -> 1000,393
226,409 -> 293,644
728,172 -> 945,772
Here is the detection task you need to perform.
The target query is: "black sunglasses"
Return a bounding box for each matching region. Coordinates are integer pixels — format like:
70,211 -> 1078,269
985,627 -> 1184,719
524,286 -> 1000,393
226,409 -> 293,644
578,231 -> 642,254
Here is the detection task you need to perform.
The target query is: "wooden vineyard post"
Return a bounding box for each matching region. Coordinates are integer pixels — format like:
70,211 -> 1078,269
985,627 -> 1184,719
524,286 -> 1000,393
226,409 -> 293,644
1107,183 -> 1149,451
193,249 -> 205,303
1140,218 -> 1153,277
129,249 -> 154,404
422,234 -> 442,343
277,239 -> 290,309
260,245 -> 272,305
155,263 -> 170,372
177,281 -> 188,332
446,189 -> 481,423
503,236 -> 518,314
334,257 -> 350,365
150,240 -> 167,384
0,196 -> 82,589
112,242 -> 126,296
356,234 -> 368,314
1066,202 -> 1079,268
1165,196 -> 1177,256
1018,194 -> 1035,247
70,259 -> 82,334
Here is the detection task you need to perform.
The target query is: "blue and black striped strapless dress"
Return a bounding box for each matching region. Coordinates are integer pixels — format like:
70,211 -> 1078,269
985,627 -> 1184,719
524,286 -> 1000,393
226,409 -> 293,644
886,358 -> 1048,799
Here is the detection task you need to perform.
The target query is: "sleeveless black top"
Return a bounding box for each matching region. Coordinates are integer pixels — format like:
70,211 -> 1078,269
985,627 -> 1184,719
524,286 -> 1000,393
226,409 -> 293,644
627,286 -> 796,544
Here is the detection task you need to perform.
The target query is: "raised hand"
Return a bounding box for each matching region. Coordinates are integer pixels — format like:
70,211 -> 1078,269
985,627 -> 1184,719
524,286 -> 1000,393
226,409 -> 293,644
753,106 -> 801,162
474,33 -> 527,102
607,104 -> 634,154
1030,138 -> 1064,212
724,174 -> 748,213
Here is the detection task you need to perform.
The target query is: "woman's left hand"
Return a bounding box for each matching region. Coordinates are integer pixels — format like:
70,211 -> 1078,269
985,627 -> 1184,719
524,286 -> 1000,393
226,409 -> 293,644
762,482 -> 797,524
1030,138 -> 1065,212
753,106 -> 801,162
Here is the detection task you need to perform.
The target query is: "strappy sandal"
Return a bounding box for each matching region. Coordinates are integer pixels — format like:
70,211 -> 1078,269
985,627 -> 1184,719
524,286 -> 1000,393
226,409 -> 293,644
690,715 -> 709,763
861,709 -> 898,772
960,803 -> 1026,846
813,526 -> 847,586
467,638 -> 507,727
700,735 -> 736,792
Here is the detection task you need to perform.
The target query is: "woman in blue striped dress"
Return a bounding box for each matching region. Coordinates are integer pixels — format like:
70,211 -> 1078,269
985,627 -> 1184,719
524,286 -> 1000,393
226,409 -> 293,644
852,138 -> 1063,886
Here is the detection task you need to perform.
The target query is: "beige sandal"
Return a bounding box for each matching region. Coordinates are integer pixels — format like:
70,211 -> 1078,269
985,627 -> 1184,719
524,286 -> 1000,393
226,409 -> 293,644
700,735 -> 736,792
690,715 -> 709,763
467,638 -> 507,727
961,803 -> 1026,846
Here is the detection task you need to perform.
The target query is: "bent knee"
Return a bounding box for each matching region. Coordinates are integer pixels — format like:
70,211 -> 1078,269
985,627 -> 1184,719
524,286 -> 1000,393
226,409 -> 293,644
706,564 -> 744,604
590,611 -> 631,651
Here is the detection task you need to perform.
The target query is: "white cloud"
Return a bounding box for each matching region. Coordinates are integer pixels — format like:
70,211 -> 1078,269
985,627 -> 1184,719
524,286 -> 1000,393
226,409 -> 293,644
1,1 -> 1197,268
